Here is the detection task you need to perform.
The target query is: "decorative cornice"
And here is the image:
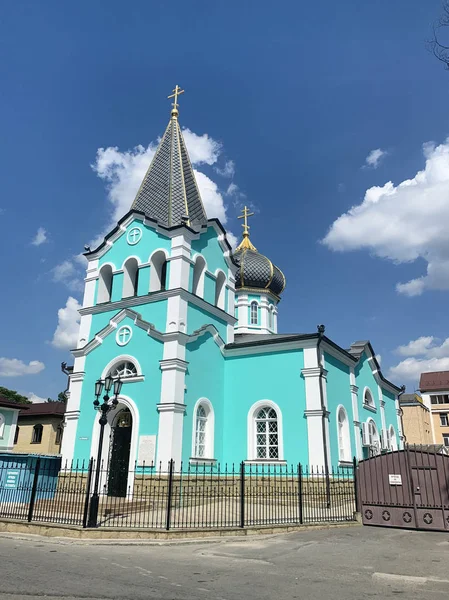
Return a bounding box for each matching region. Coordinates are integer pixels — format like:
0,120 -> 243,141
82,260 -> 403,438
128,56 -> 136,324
70,372 -> 85,383
159,358 -> 188,373
301,367 -> 328,379
304,409 -> 327,417
350,384 -> 359,394
156,402 -> 187,414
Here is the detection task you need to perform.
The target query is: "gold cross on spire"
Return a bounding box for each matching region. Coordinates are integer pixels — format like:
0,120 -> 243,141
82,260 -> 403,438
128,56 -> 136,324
236,205 -> 257,251
168,84 -> 185,117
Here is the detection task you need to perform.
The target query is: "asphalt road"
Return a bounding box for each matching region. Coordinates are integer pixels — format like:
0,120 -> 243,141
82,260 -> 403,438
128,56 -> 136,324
1,525 -> 449,599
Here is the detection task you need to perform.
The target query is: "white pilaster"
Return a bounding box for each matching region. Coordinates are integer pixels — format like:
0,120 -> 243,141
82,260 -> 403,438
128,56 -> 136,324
378,383 -> 387,446
302,345 -> 329,467
60,367 -> 85,466
395,396 -> 405,448
168,234 -> 191,290
349,368 -> 362,460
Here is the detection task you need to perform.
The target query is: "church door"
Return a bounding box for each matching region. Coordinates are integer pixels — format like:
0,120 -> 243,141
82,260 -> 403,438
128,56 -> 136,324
107,408 -> 132,498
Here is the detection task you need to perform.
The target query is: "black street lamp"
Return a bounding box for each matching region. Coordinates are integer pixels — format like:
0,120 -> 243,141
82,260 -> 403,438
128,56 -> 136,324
87,375 -> 123,527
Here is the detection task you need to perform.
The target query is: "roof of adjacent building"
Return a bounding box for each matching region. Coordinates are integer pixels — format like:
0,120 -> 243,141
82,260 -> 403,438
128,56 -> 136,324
0,396 -> 30,410
19,402 -> 65,417
400,393 -> 428,409
419,371 -> 449,392
130,113 -> 207,231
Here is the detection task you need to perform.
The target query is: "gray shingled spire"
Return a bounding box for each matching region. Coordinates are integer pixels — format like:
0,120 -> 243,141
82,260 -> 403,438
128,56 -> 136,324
131,109 -> 208,230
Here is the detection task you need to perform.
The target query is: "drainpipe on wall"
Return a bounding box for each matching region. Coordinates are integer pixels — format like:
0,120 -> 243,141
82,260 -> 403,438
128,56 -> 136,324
317,324 -> 331,508
397,384 -> 406,447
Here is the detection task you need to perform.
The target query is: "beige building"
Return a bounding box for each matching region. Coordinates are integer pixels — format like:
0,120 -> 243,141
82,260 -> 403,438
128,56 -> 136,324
13,402 -> 65,455
399,393 -> 432,445
419,371 -> 449,447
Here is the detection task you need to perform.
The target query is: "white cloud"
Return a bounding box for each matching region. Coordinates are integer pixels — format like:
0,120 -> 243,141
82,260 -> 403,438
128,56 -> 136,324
52,260 -> 84,292
389,336 -> 449,383
375,354 -> 382,365
51,297 -> 81,350
181,129 -> 221,165
323,139 -> 449,296
26,392 -> 47,404
31,227 -> 47,246
396,336 -> 435,357
215,160 -> 235,178
0,358 -> 45,377
364,148 -> 387,168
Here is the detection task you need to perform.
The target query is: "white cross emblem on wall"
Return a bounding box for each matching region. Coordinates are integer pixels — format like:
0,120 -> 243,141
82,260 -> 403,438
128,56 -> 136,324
127,227 -> 142,245
116,326 -> 132,346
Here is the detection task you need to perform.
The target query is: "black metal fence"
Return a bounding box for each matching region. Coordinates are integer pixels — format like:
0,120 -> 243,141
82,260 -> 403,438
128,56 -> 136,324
0,457 -> 357,530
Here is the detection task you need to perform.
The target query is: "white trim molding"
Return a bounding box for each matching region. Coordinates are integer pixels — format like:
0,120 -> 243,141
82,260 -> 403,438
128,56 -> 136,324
191,398 -> 215,460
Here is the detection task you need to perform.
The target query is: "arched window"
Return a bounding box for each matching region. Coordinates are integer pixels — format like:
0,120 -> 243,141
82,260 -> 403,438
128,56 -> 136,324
215,271 -> 226,309
363,387 -> 375,409
389,425 -> 398,451
32,424 -> 43,444
250,301 -> 259,325
14,425 -> 20,445
368,420 -> 380,456
150,251 -> 168,292
192,256 -> 206,298
337,406 -> 351,462
0,413 -> 5,439
192,400 -> 214,459
268,306 -> 274,330
109,361 -> 138,379
255,407 -> 279,459
98,265 -> 113,303
122,258 -> 139,298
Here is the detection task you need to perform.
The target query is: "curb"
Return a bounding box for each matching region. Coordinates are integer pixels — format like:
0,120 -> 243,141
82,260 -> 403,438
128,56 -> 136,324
0,518 -> 360,545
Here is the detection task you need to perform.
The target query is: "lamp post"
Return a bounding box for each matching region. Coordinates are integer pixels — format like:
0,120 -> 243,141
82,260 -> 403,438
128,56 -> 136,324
87,375 -> 123,527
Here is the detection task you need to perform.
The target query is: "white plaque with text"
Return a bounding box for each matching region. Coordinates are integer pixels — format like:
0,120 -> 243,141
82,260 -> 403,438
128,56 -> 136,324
138,435 -> 156,466
388,474 -> 402,486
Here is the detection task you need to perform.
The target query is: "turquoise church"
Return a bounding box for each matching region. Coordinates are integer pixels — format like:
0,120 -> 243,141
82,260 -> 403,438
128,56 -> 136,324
61,90 -> 403,488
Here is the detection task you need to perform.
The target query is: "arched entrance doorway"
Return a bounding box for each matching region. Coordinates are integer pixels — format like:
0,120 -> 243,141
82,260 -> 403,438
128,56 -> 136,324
107,407 -> 132,497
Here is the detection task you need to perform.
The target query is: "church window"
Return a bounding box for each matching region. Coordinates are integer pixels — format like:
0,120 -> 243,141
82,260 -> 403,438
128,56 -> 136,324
215,271 -> 226,309
255,407 -> 279,459
368,420 -> 380,456
150,250 -> 168,292
388,425 -> 398,451
192,255 -> 206,298
194,405 -> 207,458
98,265 -> 113,303
192,400 -> 214,459
337,406 -> 351,462
363,388 -> 375,409
122,258 -> 139,298
32,424 -> 43,444
109,361 -> 138,379
250,301 -> 259,325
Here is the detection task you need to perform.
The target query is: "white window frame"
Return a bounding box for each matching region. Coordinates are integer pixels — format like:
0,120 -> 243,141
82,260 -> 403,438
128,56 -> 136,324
388,425 -> 398,451
0,413 -> 5,439
192,255 -> 207,299
443,433 -> 449,447
214,270 -> 227,310
191,398 -> 214,461
367,418 -> 380,456
336,405 -> 352,463
363,386 -> 376,411
97,264 -> 114,303
250,301 -> 259,326
149,249 -> 169,292
440,413 -> 449,427
102,354 -> 144,383
122,257 -> 140,298
247,400 -> 284,462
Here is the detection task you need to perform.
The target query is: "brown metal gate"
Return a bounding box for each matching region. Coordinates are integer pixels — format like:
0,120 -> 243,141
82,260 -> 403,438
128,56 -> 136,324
357,447 -> 449,531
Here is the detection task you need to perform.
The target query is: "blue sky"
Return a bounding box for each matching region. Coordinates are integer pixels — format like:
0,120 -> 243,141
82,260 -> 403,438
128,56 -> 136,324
1,0 -> 449,400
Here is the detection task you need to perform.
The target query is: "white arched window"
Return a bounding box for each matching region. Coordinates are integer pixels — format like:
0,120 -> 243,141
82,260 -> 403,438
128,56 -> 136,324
389,425 -> 398,451
368,419 -> 380,456
250,301 -> 259,325
255,407 -> 279,459
149,251 -> 168,292
363,387 -> 376,409
192,400 -> 214,459
215,271 -> 226,309
122,258 -> 139,298
0,413 -> 5,439
192,256 -> 206,298
109,361 -> 138,379
337,406 -> 351,462
98,265 -> 113,303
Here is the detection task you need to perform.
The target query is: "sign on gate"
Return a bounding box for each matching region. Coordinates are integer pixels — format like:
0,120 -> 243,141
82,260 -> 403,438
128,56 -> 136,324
388,474 -> 402,486
4,469 -> 20,489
